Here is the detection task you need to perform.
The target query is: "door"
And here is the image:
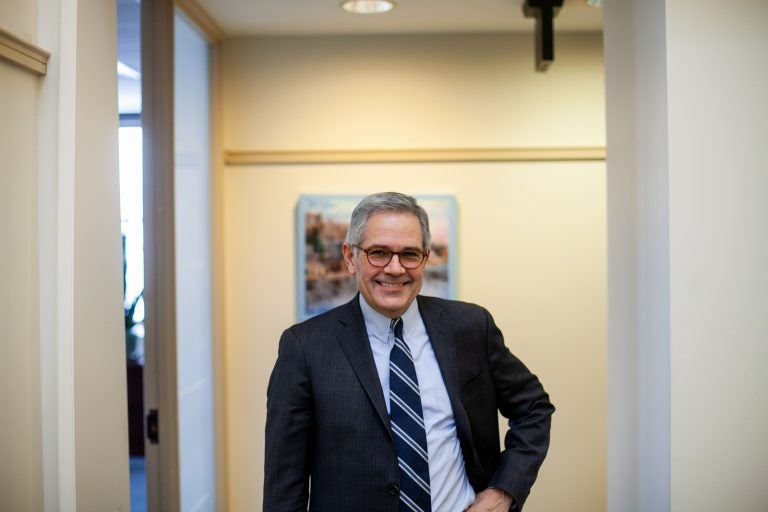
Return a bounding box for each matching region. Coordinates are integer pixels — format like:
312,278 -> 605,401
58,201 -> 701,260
141,1 -> 218,510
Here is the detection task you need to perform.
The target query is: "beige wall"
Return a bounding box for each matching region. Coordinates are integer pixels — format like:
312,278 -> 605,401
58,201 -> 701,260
71,0 -> 130,509
223,33 -> 604,150
0,12 -> 43,512
221,33 -> 606,511
0,0 -> 129,510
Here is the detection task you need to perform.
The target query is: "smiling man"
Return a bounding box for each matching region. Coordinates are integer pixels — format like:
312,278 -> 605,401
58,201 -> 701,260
264,192 -> 554,512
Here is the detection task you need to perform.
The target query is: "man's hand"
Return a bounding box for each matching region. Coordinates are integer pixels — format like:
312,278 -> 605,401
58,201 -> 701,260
465,488 -> 514,511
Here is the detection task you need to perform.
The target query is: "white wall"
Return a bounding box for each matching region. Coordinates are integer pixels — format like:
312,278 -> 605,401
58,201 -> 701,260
666,0 -> 768,509
221,32 -> 607,511
0,0 -> 130,510
605,0 -> 768,511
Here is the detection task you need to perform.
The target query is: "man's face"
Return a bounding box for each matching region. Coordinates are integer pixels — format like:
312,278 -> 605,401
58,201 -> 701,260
342,212 -> 428,319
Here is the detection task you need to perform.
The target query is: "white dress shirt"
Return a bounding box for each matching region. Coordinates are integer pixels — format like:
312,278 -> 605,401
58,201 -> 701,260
360,296 -> 476,511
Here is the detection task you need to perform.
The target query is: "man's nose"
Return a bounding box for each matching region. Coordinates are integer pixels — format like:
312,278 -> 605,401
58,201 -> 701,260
384,254 -> 406,274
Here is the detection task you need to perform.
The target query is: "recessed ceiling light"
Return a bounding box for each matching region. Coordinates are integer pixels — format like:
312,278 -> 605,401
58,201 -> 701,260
340,0 -> 396,14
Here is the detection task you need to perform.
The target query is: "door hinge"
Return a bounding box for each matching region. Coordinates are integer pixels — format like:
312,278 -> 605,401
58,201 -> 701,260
146,409 -> 159,444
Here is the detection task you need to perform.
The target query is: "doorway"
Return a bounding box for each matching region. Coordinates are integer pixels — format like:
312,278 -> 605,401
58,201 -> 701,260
117,1 -> 218,510
117,0 -> 147,508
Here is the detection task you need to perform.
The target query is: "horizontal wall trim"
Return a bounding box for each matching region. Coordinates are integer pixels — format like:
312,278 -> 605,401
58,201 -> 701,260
0,26 -> 50,75
226,146 -> 606,165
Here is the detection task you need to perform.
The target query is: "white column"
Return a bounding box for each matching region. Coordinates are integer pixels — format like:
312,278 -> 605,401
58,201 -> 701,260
605,1 -> 768,510
37,0 -> 130,510
38,0 -> 77,509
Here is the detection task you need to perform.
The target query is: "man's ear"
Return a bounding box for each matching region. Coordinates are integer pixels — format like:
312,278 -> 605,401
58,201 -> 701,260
341,243 -> 356,275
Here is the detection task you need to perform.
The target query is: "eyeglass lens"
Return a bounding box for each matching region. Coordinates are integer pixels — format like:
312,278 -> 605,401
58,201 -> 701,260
365,248 -> 425,268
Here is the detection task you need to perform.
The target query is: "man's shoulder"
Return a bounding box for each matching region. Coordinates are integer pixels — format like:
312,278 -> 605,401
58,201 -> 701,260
285,298 -> 360,336
417,295 -> 490,319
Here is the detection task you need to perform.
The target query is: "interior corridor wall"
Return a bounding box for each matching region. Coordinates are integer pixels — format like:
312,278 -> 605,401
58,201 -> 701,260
0,9 -> 43,512
1,0 -> 129,509
666,2 -> 768,507
604,1 -> 768,510
220,32 -> 606,511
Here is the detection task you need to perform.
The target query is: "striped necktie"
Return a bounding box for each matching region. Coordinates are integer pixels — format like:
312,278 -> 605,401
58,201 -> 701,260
389,317 -> 431,512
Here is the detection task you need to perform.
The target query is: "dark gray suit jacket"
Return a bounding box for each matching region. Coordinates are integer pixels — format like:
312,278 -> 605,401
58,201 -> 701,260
264,295 -> 554,511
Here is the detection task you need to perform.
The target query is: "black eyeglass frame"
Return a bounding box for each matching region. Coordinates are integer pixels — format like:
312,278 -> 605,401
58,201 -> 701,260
353,245 -> 429,269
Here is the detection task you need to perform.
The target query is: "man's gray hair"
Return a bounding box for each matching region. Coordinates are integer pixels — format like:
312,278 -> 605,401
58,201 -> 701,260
345,192 -> 431,250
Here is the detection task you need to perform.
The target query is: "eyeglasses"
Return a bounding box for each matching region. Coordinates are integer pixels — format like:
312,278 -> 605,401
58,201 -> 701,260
354,245 -> 428,269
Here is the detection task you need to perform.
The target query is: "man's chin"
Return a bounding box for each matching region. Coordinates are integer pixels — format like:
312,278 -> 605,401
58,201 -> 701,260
373,295 -> 416,315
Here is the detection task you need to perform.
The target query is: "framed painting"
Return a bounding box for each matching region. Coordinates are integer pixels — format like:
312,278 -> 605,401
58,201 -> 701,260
296,194 -> 457,321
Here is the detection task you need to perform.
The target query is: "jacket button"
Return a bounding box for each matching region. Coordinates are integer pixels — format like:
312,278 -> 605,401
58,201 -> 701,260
387,483 -> 399,496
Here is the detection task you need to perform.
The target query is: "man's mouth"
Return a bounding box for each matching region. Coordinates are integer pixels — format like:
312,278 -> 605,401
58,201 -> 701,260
377,281 -> 408,289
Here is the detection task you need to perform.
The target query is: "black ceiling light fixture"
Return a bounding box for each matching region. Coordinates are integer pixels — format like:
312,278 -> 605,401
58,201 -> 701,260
523,0 -> 565,72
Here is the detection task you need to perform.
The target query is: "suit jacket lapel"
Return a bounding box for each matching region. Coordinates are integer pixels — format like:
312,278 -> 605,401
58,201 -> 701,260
418,297 -> 459,398
418,296 -> 479,477
335,296 -> 392,437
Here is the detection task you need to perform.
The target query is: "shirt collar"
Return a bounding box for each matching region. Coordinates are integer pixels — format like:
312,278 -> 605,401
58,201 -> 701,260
359,295 -> 420,343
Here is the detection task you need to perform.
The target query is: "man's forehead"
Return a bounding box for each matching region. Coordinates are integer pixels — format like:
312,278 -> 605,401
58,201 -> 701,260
364,211 -> 420,225
360,212 -> 423,246
363,212 -> 420,229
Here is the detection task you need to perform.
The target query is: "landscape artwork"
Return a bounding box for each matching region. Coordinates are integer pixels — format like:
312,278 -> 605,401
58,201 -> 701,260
297,194 -> 456,320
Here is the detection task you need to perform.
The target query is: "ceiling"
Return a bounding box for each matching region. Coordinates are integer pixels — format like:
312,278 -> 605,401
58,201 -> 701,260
196,0 -> 603,37
117,0 -> 603,114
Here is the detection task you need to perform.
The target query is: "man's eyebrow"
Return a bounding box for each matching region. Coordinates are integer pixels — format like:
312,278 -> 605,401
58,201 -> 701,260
366,244 -> 424,251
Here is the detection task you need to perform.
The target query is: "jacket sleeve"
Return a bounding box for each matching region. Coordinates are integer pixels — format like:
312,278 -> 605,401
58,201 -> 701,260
263,328 -> 313,512
484,309 -> 555,511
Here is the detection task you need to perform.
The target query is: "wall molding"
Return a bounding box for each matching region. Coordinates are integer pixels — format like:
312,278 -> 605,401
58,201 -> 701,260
0,26 -> 50,75
226,146 -> 606,165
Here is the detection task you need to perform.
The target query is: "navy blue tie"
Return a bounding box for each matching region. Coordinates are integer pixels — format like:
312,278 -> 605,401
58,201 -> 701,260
389,317 -> 431,512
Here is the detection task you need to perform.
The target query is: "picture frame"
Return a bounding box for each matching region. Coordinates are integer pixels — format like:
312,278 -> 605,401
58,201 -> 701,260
296,194 -> 457,321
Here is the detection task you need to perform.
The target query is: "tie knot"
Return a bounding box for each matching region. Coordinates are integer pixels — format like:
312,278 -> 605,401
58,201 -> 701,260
390,317 -> 403,339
